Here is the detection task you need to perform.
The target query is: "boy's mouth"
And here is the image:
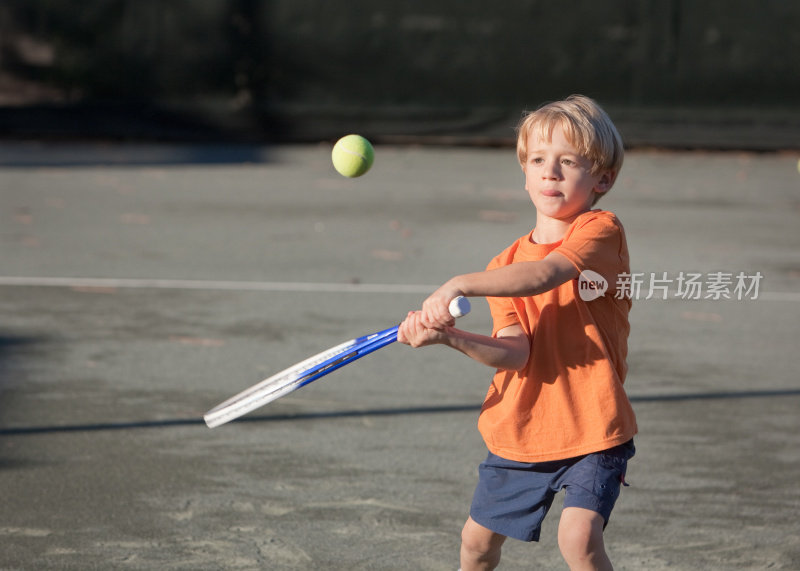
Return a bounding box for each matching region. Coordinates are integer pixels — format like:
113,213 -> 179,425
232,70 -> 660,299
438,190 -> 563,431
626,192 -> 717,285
541,189 -> 563,197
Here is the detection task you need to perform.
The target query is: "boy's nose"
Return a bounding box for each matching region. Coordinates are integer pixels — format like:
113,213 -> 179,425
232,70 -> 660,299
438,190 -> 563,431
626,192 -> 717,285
542,161 -> 561,179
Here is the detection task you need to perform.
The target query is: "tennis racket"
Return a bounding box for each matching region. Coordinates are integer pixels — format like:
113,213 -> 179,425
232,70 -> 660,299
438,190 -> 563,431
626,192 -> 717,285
204,296 -> 471,428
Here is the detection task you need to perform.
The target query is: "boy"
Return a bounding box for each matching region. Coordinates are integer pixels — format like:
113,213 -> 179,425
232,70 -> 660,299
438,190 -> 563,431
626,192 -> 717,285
398,95 -> 637,571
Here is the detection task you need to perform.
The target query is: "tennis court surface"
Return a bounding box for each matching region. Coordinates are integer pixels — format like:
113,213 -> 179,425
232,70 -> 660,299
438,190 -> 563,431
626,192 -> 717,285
1,143 -> 798,569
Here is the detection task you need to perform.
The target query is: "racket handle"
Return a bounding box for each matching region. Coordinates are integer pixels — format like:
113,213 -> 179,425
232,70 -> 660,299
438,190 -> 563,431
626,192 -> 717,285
448,296 -> 471,318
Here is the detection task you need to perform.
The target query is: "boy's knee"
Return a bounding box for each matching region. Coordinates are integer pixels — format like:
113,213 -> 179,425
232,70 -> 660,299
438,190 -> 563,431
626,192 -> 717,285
558,508 -> 608,567
461,526 -> 494,557
461,518 -> 504,568
558,522 -> 593,559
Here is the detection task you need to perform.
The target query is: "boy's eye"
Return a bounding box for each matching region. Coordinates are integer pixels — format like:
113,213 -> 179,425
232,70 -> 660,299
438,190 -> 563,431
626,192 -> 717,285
530,157 -> 544,165
561,158 -> 576,166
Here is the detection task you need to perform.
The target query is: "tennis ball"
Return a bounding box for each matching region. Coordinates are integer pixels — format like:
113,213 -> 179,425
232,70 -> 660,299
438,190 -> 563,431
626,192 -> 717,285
332,134 -> 374,178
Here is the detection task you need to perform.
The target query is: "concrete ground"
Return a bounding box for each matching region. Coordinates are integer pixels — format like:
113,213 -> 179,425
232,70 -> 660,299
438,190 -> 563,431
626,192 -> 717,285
0,142 -> 798,570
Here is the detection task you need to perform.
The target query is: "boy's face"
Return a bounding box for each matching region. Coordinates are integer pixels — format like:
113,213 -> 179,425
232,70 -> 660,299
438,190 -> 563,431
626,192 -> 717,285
522,123 -> 613,223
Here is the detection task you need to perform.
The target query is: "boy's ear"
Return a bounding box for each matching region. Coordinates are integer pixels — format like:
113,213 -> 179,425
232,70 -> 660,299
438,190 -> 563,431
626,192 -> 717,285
594,170 -> 616,194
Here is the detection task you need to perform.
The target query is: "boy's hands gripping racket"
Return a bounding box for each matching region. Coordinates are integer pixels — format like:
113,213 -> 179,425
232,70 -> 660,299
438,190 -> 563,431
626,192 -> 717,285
203,296 -> 471,428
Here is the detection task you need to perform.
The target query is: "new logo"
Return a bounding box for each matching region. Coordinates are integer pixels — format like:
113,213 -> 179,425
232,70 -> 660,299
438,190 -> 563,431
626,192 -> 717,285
578,270 -> 608,301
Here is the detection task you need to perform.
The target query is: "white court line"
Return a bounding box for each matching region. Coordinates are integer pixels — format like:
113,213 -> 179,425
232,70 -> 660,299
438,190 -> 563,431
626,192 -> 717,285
758,291 -> 800,302
0,276 -> 438,294
0,276 -> 797,301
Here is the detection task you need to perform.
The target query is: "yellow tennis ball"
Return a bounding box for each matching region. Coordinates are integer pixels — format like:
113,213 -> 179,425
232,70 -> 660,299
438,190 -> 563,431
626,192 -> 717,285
332,134 -> 374,178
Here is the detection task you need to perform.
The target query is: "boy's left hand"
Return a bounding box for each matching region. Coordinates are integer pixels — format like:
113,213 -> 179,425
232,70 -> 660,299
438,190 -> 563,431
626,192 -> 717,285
398,311 -> 447,347
420,284 -> 464,329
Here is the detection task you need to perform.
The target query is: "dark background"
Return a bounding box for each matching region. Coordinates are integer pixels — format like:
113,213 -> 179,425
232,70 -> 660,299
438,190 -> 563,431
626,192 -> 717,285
1,0 -> 798,149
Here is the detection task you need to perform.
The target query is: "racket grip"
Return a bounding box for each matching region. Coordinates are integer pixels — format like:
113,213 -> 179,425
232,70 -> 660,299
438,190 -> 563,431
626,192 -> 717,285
448,296 -> 471,318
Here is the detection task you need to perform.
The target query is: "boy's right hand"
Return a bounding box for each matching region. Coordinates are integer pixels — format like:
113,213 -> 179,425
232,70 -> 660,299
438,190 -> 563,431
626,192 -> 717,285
397,311 -> 447,348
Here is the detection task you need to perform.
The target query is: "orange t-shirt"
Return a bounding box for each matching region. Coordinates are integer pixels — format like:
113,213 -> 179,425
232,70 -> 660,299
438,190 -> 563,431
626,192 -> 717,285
479,210 -> 638,462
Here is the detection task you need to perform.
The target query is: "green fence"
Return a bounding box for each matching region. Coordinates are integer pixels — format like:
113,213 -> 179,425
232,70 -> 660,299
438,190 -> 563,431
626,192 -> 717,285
1,1 -> 798,148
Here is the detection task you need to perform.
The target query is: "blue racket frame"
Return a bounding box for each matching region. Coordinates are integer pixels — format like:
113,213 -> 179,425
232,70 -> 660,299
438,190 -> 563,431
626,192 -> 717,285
294,325 -> 399,390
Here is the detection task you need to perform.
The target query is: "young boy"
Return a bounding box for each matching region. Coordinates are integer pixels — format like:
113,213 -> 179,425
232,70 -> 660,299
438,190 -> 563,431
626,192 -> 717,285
398,95 -> 637,571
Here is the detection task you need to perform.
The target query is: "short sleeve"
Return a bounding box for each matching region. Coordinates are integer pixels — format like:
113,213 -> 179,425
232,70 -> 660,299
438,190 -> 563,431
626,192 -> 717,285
485,242 -> 523,336
486,296 -> 520,336
554,212 -> 628,295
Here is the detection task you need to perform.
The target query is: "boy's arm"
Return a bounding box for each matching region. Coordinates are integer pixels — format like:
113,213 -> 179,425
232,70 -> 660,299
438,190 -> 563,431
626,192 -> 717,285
421,251 -> 578,328
398,312 -> 529,371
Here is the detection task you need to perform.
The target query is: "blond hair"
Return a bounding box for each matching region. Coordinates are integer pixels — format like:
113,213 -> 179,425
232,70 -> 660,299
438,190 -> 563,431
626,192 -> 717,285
516,95 -> 624,179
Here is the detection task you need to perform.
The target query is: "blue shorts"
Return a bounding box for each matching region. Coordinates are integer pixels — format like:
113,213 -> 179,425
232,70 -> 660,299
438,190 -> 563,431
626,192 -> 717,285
469,440 -> 635,542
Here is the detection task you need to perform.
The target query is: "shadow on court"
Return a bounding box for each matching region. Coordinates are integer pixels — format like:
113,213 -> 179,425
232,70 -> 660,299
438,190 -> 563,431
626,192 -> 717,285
2,389 -> 800,437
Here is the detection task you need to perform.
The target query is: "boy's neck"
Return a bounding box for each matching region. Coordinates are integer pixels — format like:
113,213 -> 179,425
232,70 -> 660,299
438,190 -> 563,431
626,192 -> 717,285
531,209 -> 592,244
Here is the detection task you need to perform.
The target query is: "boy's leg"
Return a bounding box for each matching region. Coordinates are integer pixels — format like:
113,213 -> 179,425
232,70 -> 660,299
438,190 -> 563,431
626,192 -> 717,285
557,507 -> 612,571
558,440 -> 634,570
460,516 -> 507,571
